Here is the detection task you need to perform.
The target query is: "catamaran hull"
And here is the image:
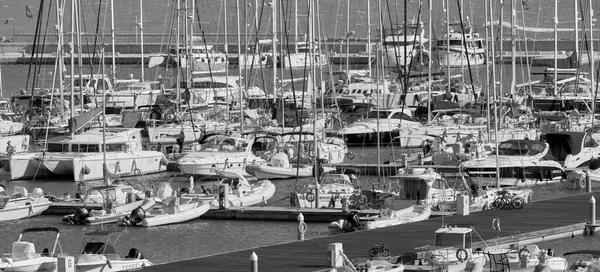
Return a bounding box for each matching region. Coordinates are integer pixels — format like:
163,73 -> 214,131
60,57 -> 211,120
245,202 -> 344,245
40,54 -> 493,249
9,153 -> 48,180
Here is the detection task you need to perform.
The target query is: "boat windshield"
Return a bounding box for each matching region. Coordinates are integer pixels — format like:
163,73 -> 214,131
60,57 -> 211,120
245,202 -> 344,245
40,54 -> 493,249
201,138 -> 248,152
321,174 -> 352,187
495,141 -> 545,156
366,110 -> 417,122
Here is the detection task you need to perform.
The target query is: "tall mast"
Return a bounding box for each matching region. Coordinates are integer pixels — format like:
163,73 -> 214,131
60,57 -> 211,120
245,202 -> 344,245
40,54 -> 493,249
176,0 -> 181,111
484,0 -> 490,137
575,0 -> 578,57
76,0 -> 83,113
101,48 -> 108,185
445,0 -> 450,95
499,0 -> 503,124
345,0 -> 350,73
367,0 -> 372,78
69,0 -> 75,137
510,0 -> 516,95
139,0 -> 144,82
110,0 -> 116,79
236,0 -> 244,133
224,0 -> 230,114
56,0 -> 65,121
590,0 -> 595,119
427,0 -> 432,124
490,0 -> 500,188
295,0 -> 298,53
553,0 -> 558,94
271,0 -> 277,98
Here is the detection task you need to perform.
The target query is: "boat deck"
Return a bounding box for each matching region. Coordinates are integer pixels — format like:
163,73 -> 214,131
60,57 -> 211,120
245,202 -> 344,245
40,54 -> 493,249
143,192 -> 600,272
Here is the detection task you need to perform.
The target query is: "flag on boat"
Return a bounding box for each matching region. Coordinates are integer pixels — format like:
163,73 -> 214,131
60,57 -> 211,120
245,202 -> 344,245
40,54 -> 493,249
25,5 -> 34,18
522,0 -> 530,11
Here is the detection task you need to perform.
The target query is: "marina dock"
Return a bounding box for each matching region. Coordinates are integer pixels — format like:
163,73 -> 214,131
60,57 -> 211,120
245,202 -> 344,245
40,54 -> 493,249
143,192 -> 600,272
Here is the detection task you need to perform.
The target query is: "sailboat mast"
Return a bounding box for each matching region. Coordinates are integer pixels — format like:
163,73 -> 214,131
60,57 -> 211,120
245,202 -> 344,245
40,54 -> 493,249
295,0 -> 298,53
427,0 -> 432,124
236,0 -> 244,133
575,0 -> 578,57
445,0 -> 450,95
499,0 -> 503,119
224,0 -> 230,116
553,0 -> 557,93
271,0 -> 277,98
69,0 -> 75,137
176,0 -> 181,111
367,0 -> 372,78
110,0 -> 116,79
139,0 -> 144,82
75,1 -> 83,113
101,47 -> 108,185
489,0 -> 500,189
510,0 -> 516,95
56,0 -> 65,121
308,0 -> 320,209
590,0 -> 595,119
345,0 -> 350,73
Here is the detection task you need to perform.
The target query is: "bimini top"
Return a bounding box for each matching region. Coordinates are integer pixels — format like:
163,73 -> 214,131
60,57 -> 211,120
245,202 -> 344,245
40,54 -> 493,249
542,132 -> 586,157
496,140 -> 546,156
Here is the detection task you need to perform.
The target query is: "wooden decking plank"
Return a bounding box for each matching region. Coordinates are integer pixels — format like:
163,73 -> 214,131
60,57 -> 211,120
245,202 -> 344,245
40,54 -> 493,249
143,192 -> 600,272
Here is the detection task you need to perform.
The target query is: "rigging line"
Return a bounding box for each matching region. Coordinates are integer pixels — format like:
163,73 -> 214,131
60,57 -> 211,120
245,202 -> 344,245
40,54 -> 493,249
79,0 -> 97,75
279,0 -> 301,127
333,0 -> 340,41
194,0 -> 218,110
518,0 -> 533,96
294,0 -> 312,181
456,0 -> 478,105
383,0 -> 403,93
33,0 -> 54,101
159,0 -> 177,80
25,0 -> 46,92
245,0 -> 267,95
87,0 -> 104,80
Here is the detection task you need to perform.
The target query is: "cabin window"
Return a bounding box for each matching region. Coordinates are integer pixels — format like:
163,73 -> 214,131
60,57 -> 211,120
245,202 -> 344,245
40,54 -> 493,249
47,143 -> 64,152
105,144 -> 126,152
390,112 -> 418,122
431,179 -> 446,189
73,144 -> 100,152
435,232 -> 471,248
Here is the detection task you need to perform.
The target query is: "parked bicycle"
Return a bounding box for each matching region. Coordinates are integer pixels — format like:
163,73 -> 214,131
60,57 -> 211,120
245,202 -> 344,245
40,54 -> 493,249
488,194 -> 525,210
368,242 -> 390,258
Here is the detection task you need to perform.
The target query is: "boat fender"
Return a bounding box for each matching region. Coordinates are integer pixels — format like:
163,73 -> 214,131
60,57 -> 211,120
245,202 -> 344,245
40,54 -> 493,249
106,259 -> 112,269
160,157 -> 169,166
133,168 -> 142,176
289,192 -> 297,207
346,151 -> 355,160
305,192 -> 316,203
456,248 -> 469,262
82,165 -> 91,175
518,248 -> 531,258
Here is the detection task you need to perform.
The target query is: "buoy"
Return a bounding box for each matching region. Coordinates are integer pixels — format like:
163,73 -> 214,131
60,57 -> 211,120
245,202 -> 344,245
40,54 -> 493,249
82,165 -> 91,175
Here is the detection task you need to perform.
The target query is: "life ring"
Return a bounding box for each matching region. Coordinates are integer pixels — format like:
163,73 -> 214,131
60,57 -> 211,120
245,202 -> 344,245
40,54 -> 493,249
518,248 -> 531,258
298,222 -> 307,233
305,192 -> 316,203
579,177 -> 587,189
456,248 -> 469,262
308,150 -> 316,158
346,151 -> 355,160
133,169 -> 142,176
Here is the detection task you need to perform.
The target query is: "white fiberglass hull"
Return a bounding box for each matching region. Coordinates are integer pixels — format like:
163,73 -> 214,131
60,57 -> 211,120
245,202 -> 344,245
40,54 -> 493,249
0,257 -> 56,272
245,164 -> 335,179
356,205 -> 432,230
105,91 -> 161,109
437,49 -> 486,67
63,199 -> 156,225
177,153 -> 266,177
183,180 -> 276,208
0,198 -> 51,221
141,203 -> 210,227
76,255 -> 152,272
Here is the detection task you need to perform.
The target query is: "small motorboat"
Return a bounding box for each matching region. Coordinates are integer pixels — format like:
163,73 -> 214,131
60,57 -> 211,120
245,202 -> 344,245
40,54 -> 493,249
76,230 -> 152,272
292,173 -> 364,209
0,227 -> 61,272
62,185 -> 155,225
328,205 -> 432,234
181,170 -> 276,208
0,186 -> 51,221
117,197 -> 210,227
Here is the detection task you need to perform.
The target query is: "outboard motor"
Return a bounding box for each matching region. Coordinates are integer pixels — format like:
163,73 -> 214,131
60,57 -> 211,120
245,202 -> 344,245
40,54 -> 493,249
343,211 -> 360,232
126,248 -> 144,260
70,207 -> 90,225
122,207 -> 146,226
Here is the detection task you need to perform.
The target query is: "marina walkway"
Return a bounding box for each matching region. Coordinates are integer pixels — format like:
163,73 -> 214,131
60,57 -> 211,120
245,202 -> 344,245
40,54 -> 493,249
143,192 -> 600,272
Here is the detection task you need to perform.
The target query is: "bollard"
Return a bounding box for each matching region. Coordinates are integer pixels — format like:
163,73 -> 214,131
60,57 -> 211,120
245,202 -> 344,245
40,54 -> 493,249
587,169 -> 592,193
58,256 -> 75,272
297,213 -> 307,241
590,196 -> 596,226
250,252 -> 258,272
341,197 -> 348,212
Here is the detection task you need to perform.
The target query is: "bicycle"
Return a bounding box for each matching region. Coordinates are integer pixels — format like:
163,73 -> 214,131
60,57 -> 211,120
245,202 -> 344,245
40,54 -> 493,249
368,242 -> 390,258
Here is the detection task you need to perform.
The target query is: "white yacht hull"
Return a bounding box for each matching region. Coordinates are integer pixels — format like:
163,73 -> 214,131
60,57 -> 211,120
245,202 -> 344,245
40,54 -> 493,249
141,203 -> 210,227
437,50 -> 486,67
245,164 -> 335,179
76,255 -> 152,272
146,125 -> 205,144
184,180 -> 276,208
104,91 -> 162,109
177,154 -> 266,177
